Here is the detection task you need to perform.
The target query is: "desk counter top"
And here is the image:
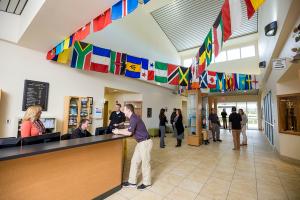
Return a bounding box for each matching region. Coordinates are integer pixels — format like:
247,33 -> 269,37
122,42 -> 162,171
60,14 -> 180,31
0,134 -> 128,161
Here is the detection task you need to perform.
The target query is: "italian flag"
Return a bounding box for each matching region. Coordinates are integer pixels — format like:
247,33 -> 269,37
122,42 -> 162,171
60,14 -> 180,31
154,61 -> 168,83
221,0 -> 242,42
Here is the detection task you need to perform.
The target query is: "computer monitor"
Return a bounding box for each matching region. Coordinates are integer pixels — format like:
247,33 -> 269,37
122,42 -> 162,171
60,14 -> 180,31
0,137 -> 21,148
21,132 -> 61,145
95,127 -> 108,136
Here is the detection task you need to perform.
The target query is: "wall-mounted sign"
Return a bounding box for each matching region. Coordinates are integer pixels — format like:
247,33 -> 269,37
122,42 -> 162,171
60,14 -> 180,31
272,58 -> 287,70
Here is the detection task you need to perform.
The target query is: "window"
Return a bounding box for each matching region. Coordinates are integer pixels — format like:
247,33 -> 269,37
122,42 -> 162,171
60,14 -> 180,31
183,58 -> 193,67
241,45 -> 255,58
215,51 -> 227,63
227,48 -> 240,61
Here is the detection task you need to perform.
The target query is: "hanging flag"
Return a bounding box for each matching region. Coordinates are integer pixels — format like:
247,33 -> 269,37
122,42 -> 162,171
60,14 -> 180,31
251,75 -> 258,89
90,46 -> 111,73
179,67 -> 189,86
93,9 -> 112,32
71,41 -> 92,70
74,23 -> 91,42
110,51 -> 123,75
244,0 -> 265,19
52,48 -> 72,64
125,55 -> 141,78
205,29 -> 213,66
213,12 -> 224,57
141,61 -> 154,81
221,0 -> 242,42
207,71 -> 217,88
198,44 -> 206,74
167,64 -> 179,85
238,74 -> 246,90
155,61 -> 168,83
148,61 -> 155,81
216,72 -> 225,91
55,42 -> 64,55
191,63 -> 200,89
232,73 -> 238,90
143,0 -> 151,4
200,71 -> 208,89
63,37 -> 70,50
225,73 -> 233,91
120,53 -> 127,75
111,0 -> 139,20
245,75 -> 252,90
46,49 -> 56,60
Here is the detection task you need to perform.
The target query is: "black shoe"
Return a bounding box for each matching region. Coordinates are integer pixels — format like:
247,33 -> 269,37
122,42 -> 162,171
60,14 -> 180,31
160,146 -> 165,148
137,184 -> 151,190
217,139 -> 222,142
122,181 -> 137,188
213,139 -> 216,142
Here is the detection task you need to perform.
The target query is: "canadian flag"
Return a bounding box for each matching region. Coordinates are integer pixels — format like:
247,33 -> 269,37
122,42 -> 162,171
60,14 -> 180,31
207,71 -> 217,88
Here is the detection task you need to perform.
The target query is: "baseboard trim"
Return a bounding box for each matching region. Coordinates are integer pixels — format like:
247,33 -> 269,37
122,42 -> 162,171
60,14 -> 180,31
275,148 -> 300,166
93,185 -> 122,200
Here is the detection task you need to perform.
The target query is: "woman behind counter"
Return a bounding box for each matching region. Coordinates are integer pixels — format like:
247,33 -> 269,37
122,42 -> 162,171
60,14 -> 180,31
21,105 -> 45,138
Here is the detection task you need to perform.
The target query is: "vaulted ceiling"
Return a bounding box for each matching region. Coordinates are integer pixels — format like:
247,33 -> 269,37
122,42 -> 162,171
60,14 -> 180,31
151,0 -> 258,52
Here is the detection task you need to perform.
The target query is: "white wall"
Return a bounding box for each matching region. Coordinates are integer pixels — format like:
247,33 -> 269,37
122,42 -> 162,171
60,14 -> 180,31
259,0 -> 300,161
0,41 -> 185,137
0,0 -> 45,43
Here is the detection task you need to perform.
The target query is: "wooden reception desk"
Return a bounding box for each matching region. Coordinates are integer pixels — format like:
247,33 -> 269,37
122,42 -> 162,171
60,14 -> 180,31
0,134 -> 127,200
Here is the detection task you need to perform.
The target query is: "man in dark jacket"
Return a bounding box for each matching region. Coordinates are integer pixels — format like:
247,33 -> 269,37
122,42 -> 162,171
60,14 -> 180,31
71,119 -> 92,139
229,106 -> 242,150
108,103 -> 126,133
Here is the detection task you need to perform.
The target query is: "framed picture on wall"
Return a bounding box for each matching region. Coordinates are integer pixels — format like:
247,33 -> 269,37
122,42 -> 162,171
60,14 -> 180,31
147,108 -> 152,118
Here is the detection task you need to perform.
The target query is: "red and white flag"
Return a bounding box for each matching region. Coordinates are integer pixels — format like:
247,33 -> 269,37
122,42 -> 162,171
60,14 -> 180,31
207,71 -> 217,88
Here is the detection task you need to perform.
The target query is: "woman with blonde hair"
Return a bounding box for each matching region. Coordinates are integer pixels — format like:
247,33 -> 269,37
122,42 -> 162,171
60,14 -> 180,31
21,105 -> 45,138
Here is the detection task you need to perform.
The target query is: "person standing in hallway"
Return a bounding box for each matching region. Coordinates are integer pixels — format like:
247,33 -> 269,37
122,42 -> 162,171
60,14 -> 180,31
221,108 -> 228,129
159,108 -> 168,148
108,103 -> 126,133
170,108 -> 177,137
209,108 -> 222,142
112,104 -> 152,190
174,109 -> 184,147
239,109 -> 248,146
229,107 -> 242,150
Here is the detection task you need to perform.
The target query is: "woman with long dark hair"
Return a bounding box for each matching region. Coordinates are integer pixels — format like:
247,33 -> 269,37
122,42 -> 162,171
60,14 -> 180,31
174,109 -> 184,147
159,108 -> 168,148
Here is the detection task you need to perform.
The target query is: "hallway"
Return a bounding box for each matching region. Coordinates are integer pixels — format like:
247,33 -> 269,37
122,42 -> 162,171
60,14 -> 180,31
107,130 -> 300,200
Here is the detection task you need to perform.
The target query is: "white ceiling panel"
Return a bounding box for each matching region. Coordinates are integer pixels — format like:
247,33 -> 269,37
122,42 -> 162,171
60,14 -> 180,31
151,0 -> 258,52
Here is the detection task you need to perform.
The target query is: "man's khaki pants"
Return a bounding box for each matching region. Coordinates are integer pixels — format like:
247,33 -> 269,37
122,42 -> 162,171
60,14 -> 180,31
232,129 -> 241,150
128,139 -> 153,185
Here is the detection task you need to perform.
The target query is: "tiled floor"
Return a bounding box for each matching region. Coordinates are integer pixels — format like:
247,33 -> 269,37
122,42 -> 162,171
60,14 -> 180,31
106,130 -> 300,200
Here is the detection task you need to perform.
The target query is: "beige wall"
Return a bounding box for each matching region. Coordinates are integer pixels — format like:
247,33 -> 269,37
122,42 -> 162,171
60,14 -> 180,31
0,41 -> 186,137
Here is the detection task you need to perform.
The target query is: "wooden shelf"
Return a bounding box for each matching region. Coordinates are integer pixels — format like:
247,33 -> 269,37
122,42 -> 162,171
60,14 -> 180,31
63,96 -> 93,134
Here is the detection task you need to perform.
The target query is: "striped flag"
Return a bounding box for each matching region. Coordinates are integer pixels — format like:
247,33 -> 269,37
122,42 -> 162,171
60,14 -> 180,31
110,51 -> 124,75
213,12 -> 224,57
90,46 -> 111,73
207,71 -> 217,89
244,0 -> 265,19
221,0 -> 242,42
167,64 -> 179,85
155,61 -> 168,83
111,0 -> 139,20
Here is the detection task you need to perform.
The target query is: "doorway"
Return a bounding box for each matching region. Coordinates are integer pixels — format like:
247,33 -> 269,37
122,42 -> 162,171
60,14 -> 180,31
182,100 -> 188,126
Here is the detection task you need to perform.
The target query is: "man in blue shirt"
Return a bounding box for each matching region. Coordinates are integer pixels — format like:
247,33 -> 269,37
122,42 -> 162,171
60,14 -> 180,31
112,104 -> 152,190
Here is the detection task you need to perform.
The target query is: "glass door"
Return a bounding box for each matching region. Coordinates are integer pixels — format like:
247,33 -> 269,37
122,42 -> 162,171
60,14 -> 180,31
264,91 -> 274,145
246,102 -> 258,129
